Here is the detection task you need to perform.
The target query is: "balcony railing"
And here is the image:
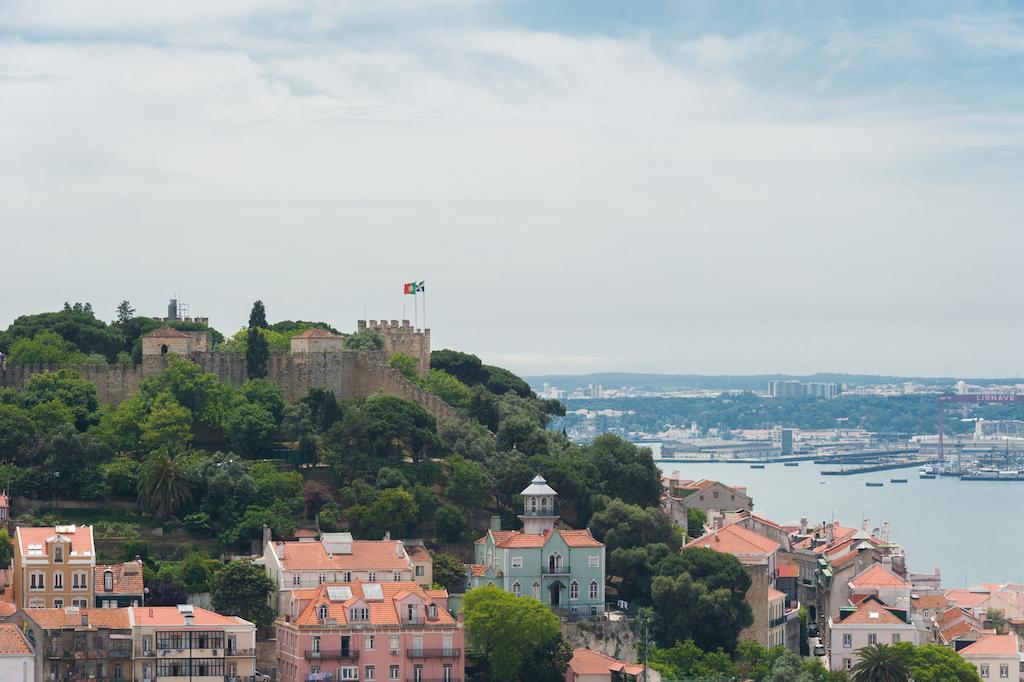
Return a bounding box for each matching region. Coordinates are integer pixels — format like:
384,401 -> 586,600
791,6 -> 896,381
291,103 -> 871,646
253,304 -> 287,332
304,649 -> 359,660
406,648 -> 461,658
402,616 -> 425,625
541,564 -> 570,574
107,649 -> 132,658
225,647 -> 256,656
769,616 -> 787,629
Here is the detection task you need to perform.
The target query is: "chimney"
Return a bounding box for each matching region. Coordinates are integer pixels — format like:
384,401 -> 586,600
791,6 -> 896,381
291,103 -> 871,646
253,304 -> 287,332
275,541 -> 285,559
862,518 -> 870,532
826,523 -> 834,544
184,613 -> 194,627
490,515 -> 502,532
262,524 -> 272,547
799,517 -> 808,535
384,531 -> 391,541
397,540 -> 404,557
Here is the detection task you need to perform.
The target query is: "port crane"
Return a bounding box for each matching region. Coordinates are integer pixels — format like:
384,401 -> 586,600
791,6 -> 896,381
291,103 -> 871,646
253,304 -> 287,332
938,393 -> 1024,472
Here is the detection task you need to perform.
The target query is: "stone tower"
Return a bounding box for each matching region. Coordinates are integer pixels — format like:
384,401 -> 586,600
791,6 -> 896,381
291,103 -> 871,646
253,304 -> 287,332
358,319 -> 431,377
519,475 -> 559,535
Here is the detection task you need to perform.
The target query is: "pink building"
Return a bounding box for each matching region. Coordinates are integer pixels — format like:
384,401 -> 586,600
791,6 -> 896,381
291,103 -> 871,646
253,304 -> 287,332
276,581 -> 463,682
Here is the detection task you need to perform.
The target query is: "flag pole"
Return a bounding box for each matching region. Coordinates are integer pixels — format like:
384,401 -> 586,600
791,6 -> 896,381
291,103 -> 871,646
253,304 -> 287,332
413,285 -> 418,329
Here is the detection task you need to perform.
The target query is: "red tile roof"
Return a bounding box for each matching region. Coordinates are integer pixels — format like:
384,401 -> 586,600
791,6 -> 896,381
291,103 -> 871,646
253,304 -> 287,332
95,560 -> 144,597
278,540 -> 411,571
490,528 -> 603,549
849,563 -> 908,589
291,582 -> 455,628
839,603 -> 908,625
469,564 -> 488,577
959,633 -> 1018,656
767,587 -> 787,602
569,648 -> 645,676
143,326 -> 191,338
685,524 -> 780,557
558,529 -> 604,548
912,594 -> 950,612
777,563 -> 799,579
944,589 -> 991,609
28,608 -> 131,630
940,620 -> 977,643
131,606 -> 250,627
16,526 -> 94,558
0,623 -> 32,655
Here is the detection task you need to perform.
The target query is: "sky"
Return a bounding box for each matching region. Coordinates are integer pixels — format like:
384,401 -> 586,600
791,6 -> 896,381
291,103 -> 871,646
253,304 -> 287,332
1,1 -> 1022,377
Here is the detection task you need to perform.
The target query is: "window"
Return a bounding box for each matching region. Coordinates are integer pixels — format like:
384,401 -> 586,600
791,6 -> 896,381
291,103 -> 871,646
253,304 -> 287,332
104,570 -> 113,591
842,634 -> 852,649
365,665 -> 376,680
532,582 -> 541,600
588,555 -> 599,568
293,574 -> 301,586
844,659 -> 852,670
443,636 -> 453,655
73,572 -> 88,590
28,598 -> 43,609
318,605 -> 329,621
343,571 -> 352,582
53,598 -> 63,608
415,565 -> 424,576
311,637 -> 321,654
713,491 -> 720,500
389,665 -> 400,680
389,635 -> 399,653
867,633 -> 877,645
54,546 -> 64,563
54,572 -> 64,590
365,635 -> 374,651
319,572 -> 326,584
368,571 -> 377,582
340,667 -> 358,680
511,556 -> 523,568
512,582 -> 521,597
349,608 -> 369,621
570,581 -> 579,600
589,580 -> 599,600
891,633 -> 900,643
30,572 -> 44,590
72,599 -> 87,608
428,605 -> 438,619
393,571 -> 402,582
1000,664 -> 1009,678
981,664 -> 989,678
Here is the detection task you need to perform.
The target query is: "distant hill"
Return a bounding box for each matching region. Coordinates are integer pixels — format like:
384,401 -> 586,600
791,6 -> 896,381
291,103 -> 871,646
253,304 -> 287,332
525,372 -> 1021,393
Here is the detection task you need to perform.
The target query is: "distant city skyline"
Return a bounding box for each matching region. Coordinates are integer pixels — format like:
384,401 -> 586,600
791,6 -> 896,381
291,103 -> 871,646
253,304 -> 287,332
2,2 -> 1022,377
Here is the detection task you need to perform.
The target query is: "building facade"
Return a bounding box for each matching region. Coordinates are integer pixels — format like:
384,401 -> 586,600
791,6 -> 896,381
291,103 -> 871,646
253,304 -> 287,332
275,581 -> 463,682
828,601 -> 918,673
13,525 -> 96,609
0,623 -> 34,682
958,634 -> 1023,681
468,476 -> 606,616
258,533 -> 427,614
94,560 -> 145,608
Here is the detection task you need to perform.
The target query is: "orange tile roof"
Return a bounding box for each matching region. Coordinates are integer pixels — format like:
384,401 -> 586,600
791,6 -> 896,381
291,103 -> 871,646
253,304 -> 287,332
278,540 -> 411,571
750,515 -> 787,532
945,589 -> 991,609
407,545 -> 431,561
0,623 -> 32,655
776,564 -> 799,579
850,563 -> 908,589
936,606 -> 973,628
28,608 -> 131,630
131,606 -> 249,627
569,648 -> 645,676
912,594 -> 950,611
143,326 -> 191,338
685,524 -> 780,557
960,633 -> 1019,656
426,589 -> 448,601
476,530 -> 516,546
469,564 -> 488,577
95,560 -> 144,596
16,525 -> 94,557
292,582 -> 456,628
490,528 -> 603,549
839,603 -> 908,625
767,587 -> 787,602
559,529 -> 604,548
940,620 -> 977,643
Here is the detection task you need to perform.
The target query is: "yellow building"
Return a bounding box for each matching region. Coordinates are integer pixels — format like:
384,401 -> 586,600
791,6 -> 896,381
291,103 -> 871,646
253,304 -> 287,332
13,525 -> 96,609
132,605 -> 257,682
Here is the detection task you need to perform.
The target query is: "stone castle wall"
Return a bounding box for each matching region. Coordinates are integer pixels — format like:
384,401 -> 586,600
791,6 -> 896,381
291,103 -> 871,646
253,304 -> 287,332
0,350 -> 458,422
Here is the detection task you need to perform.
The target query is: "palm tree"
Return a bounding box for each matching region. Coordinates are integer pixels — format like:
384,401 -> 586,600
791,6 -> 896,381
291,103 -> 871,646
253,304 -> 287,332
137,449 -> 193,518
850,643 -> 911,682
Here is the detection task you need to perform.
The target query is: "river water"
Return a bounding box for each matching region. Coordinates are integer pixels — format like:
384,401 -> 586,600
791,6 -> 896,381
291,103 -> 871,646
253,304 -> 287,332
656,460 -> 1021,587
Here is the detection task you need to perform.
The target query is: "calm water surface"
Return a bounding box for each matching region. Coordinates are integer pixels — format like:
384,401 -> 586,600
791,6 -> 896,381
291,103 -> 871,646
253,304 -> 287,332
656,460 -> 1023,587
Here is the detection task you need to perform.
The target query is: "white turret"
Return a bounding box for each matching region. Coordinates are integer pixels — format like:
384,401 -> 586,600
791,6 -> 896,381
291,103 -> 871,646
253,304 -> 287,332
519,475 -> 559,534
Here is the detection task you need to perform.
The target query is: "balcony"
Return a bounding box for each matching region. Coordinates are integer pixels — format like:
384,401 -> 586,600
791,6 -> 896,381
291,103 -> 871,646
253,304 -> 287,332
769,616 -> 787,629
304,649 -> 359,660
107,649 -> 132,659
541,565 -> 570,575
225,647 -> 256,656
402,617 -> 425,626
406,648 -> 461,659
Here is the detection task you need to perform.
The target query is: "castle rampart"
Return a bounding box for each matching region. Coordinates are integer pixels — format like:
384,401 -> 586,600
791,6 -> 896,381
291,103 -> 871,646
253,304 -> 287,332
357,319 -> 431,377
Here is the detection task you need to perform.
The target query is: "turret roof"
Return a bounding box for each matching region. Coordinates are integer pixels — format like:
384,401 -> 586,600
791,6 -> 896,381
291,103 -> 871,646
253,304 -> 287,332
520,475 -> 557,496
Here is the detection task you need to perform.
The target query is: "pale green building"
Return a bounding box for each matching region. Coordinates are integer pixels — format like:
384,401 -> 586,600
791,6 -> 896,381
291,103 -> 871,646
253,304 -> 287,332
468,475 -> 606,615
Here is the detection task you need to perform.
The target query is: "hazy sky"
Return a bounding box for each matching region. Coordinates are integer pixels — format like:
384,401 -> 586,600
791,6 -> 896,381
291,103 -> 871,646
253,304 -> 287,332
1,2 -> 1022,377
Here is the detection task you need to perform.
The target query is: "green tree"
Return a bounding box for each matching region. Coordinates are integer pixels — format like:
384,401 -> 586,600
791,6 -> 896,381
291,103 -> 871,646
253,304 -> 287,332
103,456 -> 142,498
211,560 -> 275,627
985,608 -> 1008,634
0,305 -> 122,360
222,399 -> 276,457
589,499 -> 676,552
893,642 -> 981,682
141,392 -> 193,452
0,528 -> 13,569
582,433 -> 663,508
115,301 -> 136,324
463,584 -> 562,682
171,553 -> 218,593
239,379 -> 285,422
444,455 -> 489,509
468,386 -> 500,431
519,635 -> 573,682
687,507 -> 707,539
799,607 -> 811,657
430,349 -> 488,385
0,404 -> 36,460
431,552 -> 466,592
435,503 -> 467,543
650,547 -> 753,652
140,356 -> 230,427
29,400 -> 75,433
850,643 -> 910,682
248,301 -> 268,329
388,352 -> 420,380
7,331 -> 87,365
246,327 -> 270,379
344,329 -> 384,350
649,639 -> 738,679
421,369 -> 472,408
137,450 -> 195,518
20,426 -> 112,498
24,368 -> 99,429
351,487 -> 419,538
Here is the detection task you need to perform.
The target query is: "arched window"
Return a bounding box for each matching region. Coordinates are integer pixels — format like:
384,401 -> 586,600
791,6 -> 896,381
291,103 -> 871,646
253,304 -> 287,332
103,570 -> 114,591
548,552 -> 562,573
532,582 -> 541,600
589,580 -> 600,600
512,582 -> 521,597
570,581 -> 579,600
428,604 -> 438,619
317,604 -> 329,621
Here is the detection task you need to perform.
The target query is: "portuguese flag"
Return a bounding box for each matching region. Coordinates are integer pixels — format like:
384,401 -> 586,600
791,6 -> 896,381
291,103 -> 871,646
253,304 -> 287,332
403,281 -> 425,295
